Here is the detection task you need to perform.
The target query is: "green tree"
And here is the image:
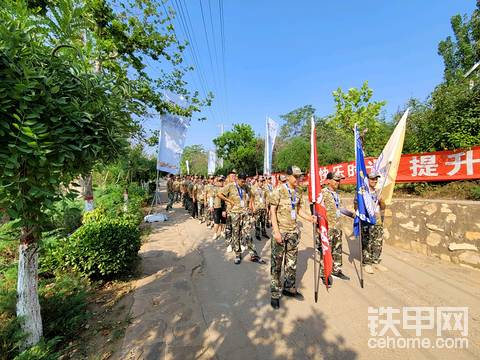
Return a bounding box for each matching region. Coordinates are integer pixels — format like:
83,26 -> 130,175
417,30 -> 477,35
438,1 -> 480,82
279,105 -> 316,139
330,81 -> 389,156
0,0 -> 140,348
213,124 -> 262,175
274,137 -> 310,172
404,4 -> 480,153
180,145 -> 208,175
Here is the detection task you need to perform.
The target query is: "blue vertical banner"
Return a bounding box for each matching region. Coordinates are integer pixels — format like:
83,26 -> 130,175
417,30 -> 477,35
156,113 -> 189,174
353,124 -> 376,236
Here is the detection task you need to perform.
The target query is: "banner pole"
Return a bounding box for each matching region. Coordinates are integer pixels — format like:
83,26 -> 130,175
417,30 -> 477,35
359,229 -> 364,288
312,206 -> 319,303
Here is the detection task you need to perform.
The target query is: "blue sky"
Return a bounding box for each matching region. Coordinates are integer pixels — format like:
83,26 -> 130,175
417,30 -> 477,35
150,0 -> 476,151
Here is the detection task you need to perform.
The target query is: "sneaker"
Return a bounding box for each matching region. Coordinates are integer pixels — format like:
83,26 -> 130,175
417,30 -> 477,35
255,235 -> 261,241
363,264 -> 374,274
332,270 -> 350,281
270,298 -> 280,309
321,276 -> 333,288
234,257 -> 241,265
241,245 -> 247,252
262,233 -> 269,239
227,245 -> 233,253
212,233 -> 218,240
250,255 -> 266,264
374,263 -> 388,272
282,290 -> 304,300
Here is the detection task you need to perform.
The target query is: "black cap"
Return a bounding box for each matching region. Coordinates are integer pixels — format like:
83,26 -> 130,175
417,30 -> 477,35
238,173 -> 247,180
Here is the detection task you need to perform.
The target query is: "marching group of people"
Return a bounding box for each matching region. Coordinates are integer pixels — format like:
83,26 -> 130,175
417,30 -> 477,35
165,164 -> 386,309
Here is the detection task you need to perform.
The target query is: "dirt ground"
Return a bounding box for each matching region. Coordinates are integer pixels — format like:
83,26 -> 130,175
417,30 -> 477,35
114,194 -> 480,360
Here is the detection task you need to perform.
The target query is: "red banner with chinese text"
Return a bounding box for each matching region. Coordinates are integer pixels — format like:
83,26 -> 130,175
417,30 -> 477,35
310,146 -> 480,184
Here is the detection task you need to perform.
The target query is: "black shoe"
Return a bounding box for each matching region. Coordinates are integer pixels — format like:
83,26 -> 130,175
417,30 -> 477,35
250,255 -> 266,264
332,271 -> 350,281
271,298 -> 280,309
234,257 -> 241,265
262,233 -> 269,239
255,235 -> 261,240
282,290 -> 304,300
266,223 -> 271,229
321,276 -> 333,288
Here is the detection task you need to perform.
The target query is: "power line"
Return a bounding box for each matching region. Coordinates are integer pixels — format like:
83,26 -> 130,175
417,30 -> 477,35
169,0 -> 218,122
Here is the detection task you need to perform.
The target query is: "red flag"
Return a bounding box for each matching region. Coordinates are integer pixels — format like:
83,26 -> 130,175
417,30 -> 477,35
309,117 -> 333,289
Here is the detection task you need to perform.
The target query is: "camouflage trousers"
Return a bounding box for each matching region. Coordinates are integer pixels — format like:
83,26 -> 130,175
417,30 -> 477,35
254,208 -> 267,237
205,207 -> 214,225
271,232 -> 299,299
224,213 -> 232,245
197,201 -> 205,221
319,228 -> 343,273
361,224 -> 384,265
230,212 -> 257,257
166,191 -> 175,211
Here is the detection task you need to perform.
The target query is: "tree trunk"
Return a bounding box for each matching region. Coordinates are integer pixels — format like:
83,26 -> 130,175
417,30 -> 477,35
16,241 -> 43,349
80,174 -> 94,212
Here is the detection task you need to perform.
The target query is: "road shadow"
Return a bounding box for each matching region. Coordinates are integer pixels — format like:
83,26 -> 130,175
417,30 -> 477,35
120,203 -> 359,360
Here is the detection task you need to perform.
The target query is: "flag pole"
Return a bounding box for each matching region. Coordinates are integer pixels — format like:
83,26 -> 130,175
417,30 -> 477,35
312,206 -> 318,303
354,123 -> 364,289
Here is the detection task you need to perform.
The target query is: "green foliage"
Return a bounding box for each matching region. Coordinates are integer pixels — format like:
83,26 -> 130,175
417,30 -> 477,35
44,199 -> 83,236
438,3 -> 480,82
180,145 -> 208,175
1,223 -> 89,359
213,124 -> 263,175
279,105 -> 316,139
274,137 -> 310,172
94,144 -> 156,187
60,218 -> 141,278
39,275 -> 90,341
330,81 -> 389,156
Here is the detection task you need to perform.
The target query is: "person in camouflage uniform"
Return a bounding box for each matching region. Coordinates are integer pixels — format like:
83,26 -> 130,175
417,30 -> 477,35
320,171 -> 350,281
359,172 -> 387,274
270,166 -> 317,310
189,177 -> 198,218
264,175 -> 275,228
222,170 -> 237,245
166,174 -> 175,211
204,176 -> 216,227
173,177 -> 181,202
196,176 -> 205,223
252,176 -> 268,240
218,173 -> 265,265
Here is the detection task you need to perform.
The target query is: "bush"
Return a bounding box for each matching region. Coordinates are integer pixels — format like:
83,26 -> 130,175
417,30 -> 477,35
61,218 -> 141,278
469,186 -> 480,201
45,198 -> 83,236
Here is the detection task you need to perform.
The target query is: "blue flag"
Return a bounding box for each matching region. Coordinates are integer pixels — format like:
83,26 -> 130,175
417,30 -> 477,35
353,124 -> 376,236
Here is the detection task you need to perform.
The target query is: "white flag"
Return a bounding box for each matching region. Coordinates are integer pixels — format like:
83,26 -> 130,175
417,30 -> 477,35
373,108 -> 409,205
264,117 -> 279,175
208,150 -> 217,175
156,113 -> 189,174
185,160 -> 190,175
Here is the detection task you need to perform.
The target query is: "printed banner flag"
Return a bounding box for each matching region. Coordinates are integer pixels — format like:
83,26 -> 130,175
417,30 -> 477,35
353,124 -> 377,236
156,113 -> 189,174
315,145 -> 480,185
264,117 -> 279,175
309,116 -> 333,288
208,150 -> 217,175
186,160 -> 190,175
373,108 -> 409,205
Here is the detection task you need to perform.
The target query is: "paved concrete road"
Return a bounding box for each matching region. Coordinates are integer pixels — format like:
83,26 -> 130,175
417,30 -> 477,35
120,196 -> 480,360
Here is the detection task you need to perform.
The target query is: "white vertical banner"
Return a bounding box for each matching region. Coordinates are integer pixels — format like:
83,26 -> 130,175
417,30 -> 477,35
156,113 -> 189,174
264,117 -> 279,175
208,150 -> 217,175
186,160 -> 190,175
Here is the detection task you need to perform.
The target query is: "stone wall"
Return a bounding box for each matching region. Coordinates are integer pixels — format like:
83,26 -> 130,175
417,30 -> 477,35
339,197 -> 480,270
